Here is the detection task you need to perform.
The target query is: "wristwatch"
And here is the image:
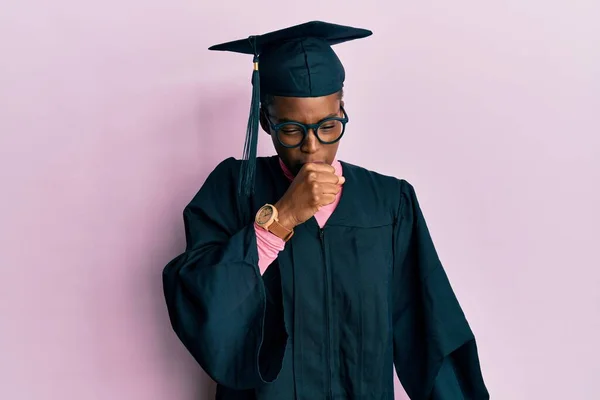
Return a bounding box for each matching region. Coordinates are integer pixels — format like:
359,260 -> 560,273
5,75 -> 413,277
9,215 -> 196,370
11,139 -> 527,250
255,204 -> 294,242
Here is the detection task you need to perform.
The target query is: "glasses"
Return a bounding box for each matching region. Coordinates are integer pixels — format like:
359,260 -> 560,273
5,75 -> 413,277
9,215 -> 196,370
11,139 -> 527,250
263,106 -> 349,148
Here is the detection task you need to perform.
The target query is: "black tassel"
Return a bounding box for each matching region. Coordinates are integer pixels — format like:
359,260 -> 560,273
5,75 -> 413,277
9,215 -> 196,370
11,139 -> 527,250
238,44 -> 260,197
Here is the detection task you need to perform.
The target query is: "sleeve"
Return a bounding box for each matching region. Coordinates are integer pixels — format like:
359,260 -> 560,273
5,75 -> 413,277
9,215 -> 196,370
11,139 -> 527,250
254,222 -> 286,275
162,158 -> 288,390
392,180 -> 489,400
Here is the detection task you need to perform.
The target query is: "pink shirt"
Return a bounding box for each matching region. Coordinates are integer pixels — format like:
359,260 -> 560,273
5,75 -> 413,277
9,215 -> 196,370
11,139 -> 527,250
254,159 -> 344,275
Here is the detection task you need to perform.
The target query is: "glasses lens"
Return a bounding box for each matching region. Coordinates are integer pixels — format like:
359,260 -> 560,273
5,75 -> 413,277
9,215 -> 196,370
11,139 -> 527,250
317,120 -> 344,144
277,123 -> 305,147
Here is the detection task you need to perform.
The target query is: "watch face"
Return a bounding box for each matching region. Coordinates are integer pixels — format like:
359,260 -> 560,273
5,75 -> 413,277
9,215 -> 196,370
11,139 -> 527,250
257,206 -> 274,225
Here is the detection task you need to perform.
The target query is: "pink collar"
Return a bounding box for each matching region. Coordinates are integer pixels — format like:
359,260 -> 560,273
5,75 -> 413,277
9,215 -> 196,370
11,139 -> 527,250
278,158 -> 296,182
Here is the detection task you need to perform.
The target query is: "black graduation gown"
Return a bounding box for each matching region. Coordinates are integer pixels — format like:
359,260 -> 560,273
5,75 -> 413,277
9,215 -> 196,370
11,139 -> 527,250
162,155 -> 489,400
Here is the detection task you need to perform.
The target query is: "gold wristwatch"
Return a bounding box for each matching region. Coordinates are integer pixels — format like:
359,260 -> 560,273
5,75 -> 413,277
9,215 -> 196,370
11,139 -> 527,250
255,204 -> 294,242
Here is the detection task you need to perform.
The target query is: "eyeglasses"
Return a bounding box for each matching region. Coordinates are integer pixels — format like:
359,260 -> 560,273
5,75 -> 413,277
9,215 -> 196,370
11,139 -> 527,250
263,106 -> 349,149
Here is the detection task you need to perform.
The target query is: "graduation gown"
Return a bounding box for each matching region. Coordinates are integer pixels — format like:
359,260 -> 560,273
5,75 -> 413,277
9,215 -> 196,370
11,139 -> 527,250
162,155 -> 489,400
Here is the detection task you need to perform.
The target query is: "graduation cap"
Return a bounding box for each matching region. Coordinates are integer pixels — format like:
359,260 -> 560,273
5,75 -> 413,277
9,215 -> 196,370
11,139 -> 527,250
209,21 -> 373,196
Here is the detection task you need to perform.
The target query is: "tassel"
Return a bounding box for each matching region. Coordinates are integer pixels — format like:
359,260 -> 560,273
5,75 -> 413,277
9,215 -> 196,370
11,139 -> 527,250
238,41 -> 261,197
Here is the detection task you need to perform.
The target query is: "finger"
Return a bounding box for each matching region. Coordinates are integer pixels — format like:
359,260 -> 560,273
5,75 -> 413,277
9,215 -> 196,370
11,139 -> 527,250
314,171 -> 345,184
318,193 -> 337,206
319,182 -> 342,195
305,162 -> 335,174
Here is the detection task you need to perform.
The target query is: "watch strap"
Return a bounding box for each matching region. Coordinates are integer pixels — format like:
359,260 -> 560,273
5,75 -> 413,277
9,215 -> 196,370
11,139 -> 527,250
267,219 -> 294,242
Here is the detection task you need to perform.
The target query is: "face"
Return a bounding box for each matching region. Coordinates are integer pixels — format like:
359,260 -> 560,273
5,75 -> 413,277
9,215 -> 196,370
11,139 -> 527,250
260,92 -> 344,176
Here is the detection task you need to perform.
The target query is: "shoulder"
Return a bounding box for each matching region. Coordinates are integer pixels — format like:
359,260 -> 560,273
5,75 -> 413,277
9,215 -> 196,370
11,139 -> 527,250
340,160 -> 421,218
340,160 -> 415,197
194,155 -> 274,203
207,156 -> 240,179
203,156 -> 275,183
186,156 -> 271,224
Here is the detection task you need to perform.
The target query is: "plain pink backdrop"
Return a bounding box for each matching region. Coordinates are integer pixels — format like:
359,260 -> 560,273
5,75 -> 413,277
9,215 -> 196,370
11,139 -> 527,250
1,1 -> 599,399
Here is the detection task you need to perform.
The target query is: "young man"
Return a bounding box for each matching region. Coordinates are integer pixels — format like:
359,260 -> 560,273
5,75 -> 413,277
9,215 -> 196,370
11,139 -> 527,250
162,21 -> 489,400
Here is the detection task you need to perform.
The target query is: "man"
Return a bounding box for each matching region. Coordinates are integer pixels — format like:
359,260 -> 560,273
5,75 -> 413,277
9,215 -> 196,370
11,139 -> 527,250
162,21 -> 489,400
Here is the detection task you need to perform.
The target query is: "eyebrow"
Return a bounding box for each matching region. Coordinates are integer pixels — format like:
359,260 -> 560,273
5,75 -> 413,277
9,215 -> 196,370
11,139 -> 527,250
275,112 -> 339,124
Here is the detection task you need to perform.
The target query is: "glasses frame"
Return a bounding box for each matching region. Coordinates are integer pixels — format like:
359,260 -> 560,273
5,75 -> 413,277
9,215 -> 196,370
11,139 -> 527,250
263,106 -> 349,149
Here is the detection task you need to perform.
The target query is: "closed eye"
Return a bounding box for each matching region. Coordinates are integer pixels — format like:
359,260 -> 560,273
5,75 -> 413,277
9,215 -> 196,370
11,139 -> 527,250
280,128 -> 303,134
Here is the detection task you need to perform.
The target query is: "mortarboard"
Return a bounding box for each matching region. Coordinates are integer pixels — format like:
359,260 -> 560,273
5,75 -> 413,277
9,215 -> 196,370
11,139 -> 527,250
209,21 -> 373,196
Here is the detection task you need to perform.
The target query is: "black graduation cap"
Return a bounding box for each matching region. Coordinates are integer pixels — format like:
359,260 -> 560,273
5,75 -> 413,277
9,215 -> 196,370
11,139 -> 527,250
209,21 -> 373,196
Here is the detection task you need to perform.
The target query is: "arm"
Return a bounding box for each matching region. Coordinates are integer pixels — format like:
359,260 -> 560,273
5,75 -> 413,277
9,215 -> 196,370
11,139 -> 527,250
392,181 -> 489,399
253,160 -> 343,275
254,222 -> 286,275
162,158 -> 287,390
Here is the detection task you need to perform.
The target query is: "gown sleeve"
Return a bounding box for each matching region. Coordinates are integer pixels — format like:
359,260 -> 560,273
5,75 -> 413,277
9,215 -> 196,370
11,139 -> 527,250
162,157 -> 288,390
392,180 -> 490,400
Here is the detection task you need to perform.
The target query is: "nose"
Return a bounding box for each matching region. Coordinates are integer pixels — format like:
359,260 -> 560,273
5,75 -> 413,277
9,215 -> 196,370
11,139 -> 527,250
301,128 -> 319,153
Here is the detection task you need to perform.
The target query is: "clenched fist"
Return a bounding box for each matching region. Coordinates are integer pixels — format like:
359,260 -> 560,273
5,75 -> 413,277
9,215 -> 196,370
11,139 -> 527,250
275,162 -> 345,230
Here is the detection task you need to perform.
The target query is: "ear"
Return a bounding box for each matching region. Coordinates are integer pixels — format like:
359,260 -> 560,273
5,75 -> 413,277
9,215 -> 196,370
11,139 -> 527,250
259,108 -> 271,135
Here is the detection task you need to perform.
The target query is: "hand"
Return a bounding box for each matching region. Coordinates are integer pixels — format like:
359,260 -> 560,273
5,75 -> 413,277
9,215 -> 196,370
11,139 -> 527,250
274,162 -> 345,229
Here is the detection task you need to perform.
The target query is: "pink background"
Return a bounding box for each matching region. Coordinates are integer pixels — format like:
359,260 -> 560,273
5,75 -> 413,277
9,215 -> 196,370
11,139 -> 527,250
1,1 -> 599,399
